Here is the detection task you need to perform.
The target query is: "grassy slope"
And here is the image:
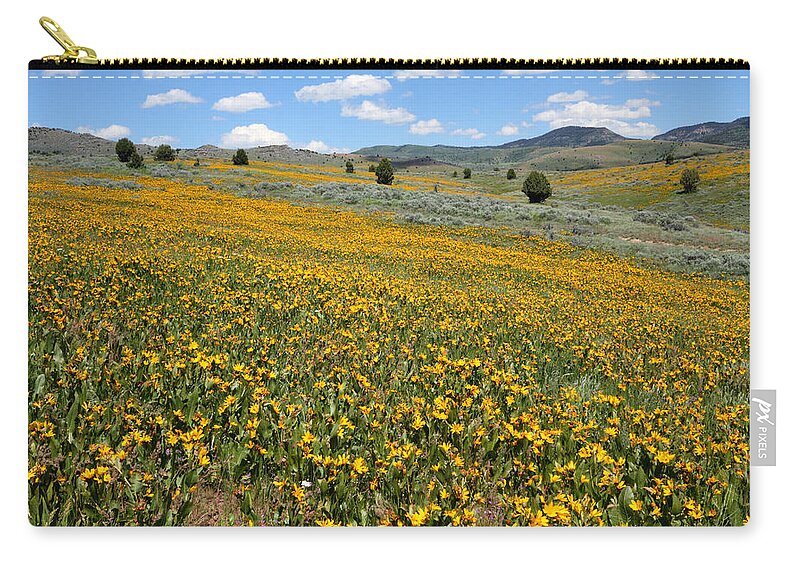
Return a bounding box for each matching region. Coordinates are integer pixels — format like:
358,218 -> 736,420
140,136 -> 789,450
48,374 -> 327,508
28,149 -> 749,278
355,140 -> 730,169
28,166 -> 750,526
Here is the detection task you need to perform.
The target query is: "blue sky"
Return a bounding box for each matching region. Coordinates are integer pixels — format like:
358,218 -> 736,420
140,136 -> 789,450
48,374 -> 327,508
28,69 -> 749,153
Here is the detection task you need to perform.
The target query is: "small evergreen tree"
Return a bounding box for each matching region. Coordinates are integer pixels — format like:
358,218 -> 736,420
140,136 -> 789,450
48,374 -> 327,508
679,168 -> 700,193
345,160 -> 354,173
665,152 -> 675,166
115,138 -> 135,162
127,151 -> 144,169
154,144 -> 176,161
452,170 -> 458,178
522,171 -> 552,203
193,158 -> 201,167
507,168 -> 517,180
368,164 -> 376,173
233,149 -> 249,165
463,168 -> 472,179
375,158 -> 394,185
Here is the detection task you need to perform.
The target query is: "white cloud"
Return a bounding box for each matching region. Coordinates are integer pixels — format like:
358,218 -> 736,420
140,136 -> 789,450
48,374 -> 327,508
602,70 -> 660,85
140,70 -> 251,78
394,70 -> 462,81
141,70 -> 199,78
535,99 -> 655,123
76,124 -> 131,140
533,98 -> 661,138
302,140 -> 352,154
451,128 -> 486,140
341,100 -> 416,124
409,119 -> 444,135
212,92 -> 275,113
42,69 -> 81,77
620,70 -> 659,81
626,98 -> 661,108
497,124 -> 519,136
501,70 -> 558,75
295,75 -> 391,102
141,135 -> 178,146
142,88 -> 202,108
613,121 -> 662,138
220,124 -> 289,148
547,90 -> 589,104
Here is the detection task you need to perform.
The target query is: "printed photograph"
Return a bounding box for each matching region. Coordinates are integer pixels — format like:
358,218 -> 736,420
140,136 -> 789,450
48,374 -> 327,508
28,67 -> 750,526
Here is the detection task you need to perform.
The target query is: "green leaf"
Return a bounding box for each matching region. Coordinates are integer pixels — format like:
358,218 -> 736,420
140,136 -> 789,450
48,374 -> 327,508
29,495 -> 41,525
619,486 -> 634,511
187,390 -> 199,418
242,492 -> 253,515
232,445 -> 249,468
607,506 -> 625,526
633,466 -> 647,489
33,374 -> 46,398
573,460 -> 587,482
53,344 -> 64,366
65,397 -> 81,444
184,469 -> 199,488
178,498 -> 194,523
671,494 -> 682,515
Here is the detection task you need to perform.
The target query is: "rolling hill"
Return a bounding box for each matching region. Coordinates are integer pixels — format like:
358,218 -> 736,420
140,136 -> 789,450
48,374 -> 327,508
359,141 -> 730,171
498,126 -> 627,149
28,127 -> 150,157
652,117 -> 749,148
28,127 -> 333,165
522,140 -> 734,171
355,121 -> 749,168
29,118 -> 749,172
355,126 -> 630,166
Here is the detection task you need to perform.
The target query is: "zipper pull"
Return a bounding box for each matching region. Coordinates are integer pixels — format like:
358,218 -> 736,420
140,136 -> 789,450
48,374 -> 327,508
39,16 -> 98,64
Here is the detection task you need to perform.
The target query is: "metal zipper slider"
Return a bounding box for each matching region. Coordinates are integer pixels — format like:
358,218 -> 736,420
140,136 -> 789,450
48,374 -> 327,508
39,16 -> 98,64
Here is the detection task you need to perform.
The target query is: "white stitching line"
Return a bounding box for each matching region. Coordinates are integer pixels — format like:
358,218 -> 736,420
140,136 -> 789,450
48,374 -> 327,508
29,73 -> 751,80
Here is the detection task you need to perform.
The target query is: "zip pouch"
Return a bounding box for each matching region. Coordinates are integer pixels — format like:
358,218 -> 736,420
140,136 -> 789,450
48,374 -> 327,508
28,17 -> 750,527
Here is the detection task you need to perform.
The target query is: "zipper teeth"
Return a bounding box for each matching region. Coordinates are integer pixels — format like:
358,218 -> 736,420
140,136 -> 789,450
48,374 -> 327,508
30,57 -> 750,69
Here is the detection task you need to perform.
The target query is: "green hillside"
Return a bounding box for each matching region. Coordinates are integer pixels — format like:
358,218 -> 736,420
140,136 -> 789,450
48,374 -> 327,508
357,139 -> 732,170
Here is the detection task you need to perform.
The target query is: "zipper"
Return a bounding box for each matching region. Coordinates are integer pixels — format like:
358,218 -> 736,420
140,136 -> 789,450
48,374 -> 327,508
38,17 -> 98,65
32,16 -> 749,70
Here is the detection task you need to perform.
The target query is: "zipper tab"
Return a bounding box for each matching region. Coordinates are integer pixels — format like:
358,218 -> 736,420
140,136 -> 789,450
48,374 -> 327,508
39,16 -> 98,65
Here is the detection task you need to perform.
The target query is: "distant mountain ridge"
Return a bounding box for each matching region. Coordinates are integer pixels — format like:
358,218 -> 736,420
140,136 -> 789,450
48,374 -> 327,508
28,127 -> 332,164
498,126 -> 627,149
353,121 -> 748,166
652,117 -> 749,148
29,119 -> 748,171
29,127 -> 144,156
355,126 -> 627,158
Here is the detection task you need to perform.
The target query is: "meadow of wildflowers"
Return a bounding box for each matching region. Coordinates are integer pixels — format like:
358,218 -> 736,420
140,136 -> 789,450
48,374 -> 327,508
28,163 -> 749,526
